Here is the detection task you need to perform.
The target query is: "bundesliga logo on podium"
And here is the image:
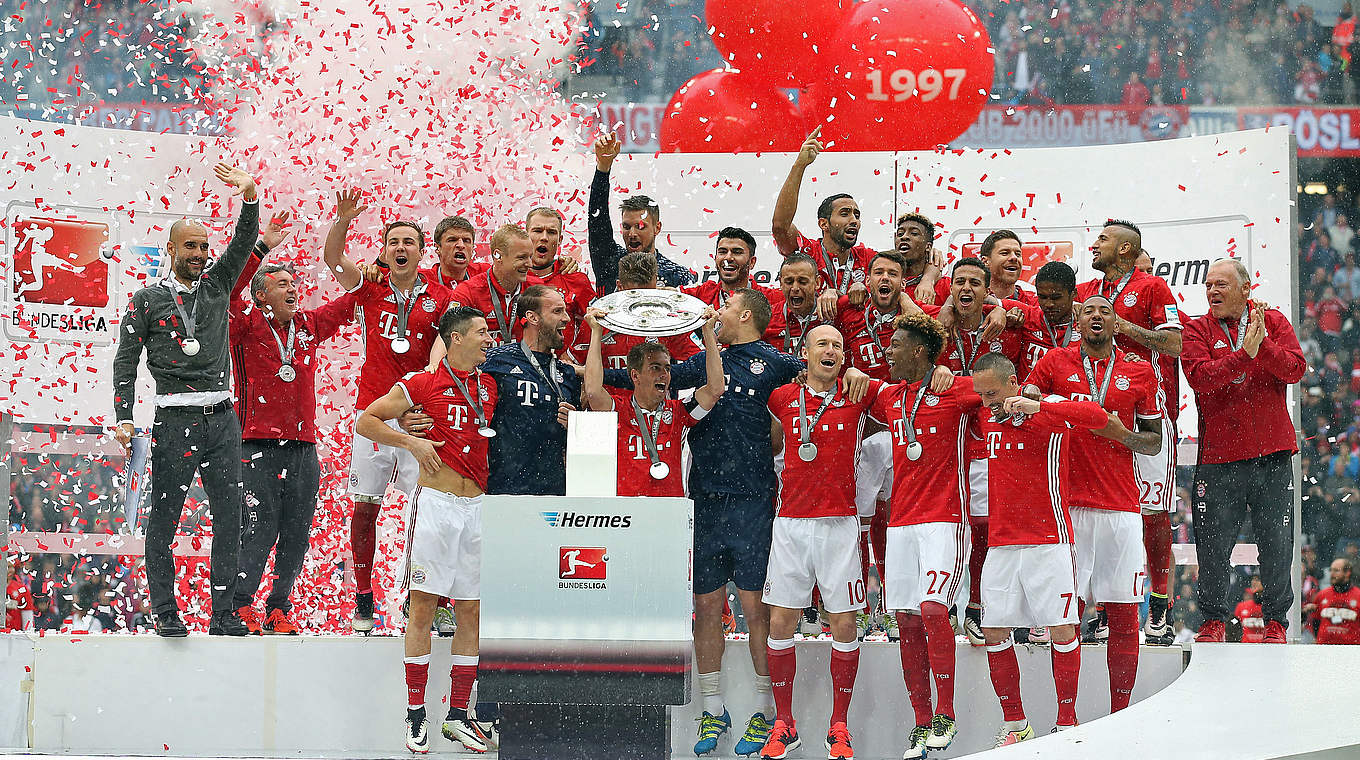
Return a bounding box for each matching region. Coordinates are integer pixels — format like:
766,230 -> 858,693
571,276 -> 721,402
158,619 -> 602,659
5,210 -> 116,344
558,547 -> 608,589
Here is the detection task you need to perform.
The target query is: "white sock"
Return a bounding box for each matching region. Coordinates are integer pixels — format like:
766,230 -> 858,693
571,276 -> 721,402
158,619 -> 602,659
753,674 -> 773,716
1002,719 -> 1030,732
698,670 -> 724,716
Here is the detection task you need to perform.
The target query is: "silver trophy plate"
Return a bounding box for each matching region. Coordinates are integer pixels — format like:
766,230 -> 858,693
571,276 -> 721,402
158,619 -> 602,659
592,288 -> 708,337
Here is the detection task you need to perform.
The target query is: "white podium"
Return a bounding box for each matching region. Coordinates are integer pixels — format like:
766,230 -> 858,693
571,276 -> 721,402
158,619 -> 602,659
478,412 -> 694,759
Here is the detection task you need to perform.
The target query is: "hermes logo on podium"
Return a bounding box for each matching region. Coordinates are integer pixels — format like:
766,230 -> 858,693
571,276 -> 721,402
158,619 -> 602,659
559,547 -> 608,587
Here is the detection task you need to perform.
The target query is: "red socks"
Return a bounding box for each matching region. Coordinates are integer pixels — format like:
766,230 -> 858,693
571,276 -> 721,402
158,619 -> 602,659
1050,635 -> 1081,726
404,654 -> 430,710
766,637 -> 797,724
1143,511 -> 1172,598
351,501 -> 380,594
1105,603 -> 1139,711
919,602 -> 956,719
830,640 -> 860,725
896,612 -> 934,726
986,636 -> 1025,722
969,519 -> 989,605
449,655 -> 478,711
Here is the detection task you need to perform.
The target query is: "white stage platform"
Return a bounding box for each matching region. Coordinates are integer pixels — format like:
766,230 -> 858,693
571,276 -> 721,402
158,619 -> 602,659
1,634 -> 1185,759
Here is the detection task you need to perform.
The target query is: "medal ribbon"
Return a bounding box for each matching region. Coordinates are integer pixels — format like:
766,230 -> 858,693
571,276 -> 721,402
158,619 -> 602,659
631,397 -> 666,468
797,384 -> 837,447
443,360 -> 490,431
900,365 -> 933,450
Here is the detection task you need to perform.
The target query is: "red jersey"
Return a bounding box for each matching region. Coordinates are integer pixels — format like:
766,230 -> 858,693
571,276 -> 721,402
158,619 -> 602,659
773,307 -> 824,357
420,261 -> 490,290
1014,303 -> 1082,379
1316,296 -> 1345,335
1234,599 -> 1266,642
568,329 -> 700,370
396,366 -> 498,490
769,380 -> 881,518
230,257 -> 356,442
449,269 -> 545,348
981,398 -> 1110,547
834,297 -> 901,381
1077,270 -> 1181,421
794,232 -> 875,295
934,276 -> 1039,308
868,376 -> 982,526
923,304 -> 1026,460
350,275 -> 454,408
683,279 -> 787,344
1181,305 -> 1305,464
1312,586 -> 1360,644
5,577 -> 32,631
1026,346 -> 1161,512
607,388 -> 704,498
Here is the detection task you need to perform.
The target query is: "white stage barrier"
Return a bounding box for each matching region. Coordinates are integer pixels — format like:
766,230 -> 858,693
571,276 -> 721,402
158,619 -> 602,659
0,634 -> 1182,758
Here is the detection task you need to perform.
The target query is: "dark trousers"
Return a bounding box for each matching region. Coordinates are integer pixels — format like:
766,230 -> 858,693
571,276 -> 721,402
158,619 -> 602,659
1193,450 -> 1296,626
147,402 -> 243,615
234,439 -> 320,612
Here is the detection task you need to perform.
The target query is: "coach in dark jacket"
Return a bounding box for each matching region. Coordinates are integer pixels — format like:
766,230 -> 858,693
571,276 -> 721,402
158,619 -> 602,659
112,163 -> 259,637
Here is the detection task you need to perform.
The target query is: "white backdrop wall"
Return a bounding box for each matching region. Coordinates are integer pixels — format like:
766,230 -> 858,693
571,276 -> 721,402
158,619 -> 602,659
1,118 -> 1295,444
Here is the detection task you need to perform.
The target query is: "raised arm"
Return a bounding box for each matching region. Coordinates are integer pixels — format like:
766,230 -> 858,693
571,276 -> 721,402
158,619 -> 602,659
772,127 -> 821,255
205,163 -> 259,291
588,134 -> 622,292
230,209 -> 289,305
323,188 -> 367,291
581,308 -> 612,411
693,308 -> 725,409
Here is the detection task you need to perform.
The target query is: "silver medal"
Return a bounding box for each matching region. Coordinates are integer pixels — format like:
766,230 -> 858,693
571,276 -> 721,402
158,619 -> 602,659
649,461 -> 670,480
478,425 -> 496,438
906,441 -> 923,461
798,442 -> 818,462
277,364 -> 296,383
180,337 -> 200,356
391,337 -> 410,354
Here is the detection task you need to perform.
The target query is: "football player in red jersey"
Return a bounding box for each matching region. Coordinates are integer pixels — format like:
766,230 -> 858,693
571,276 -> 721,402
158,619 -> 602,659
868,313 -> 979,759
580,306 -> 723,498
357,306 -> 498,754
567,251 -> 699,368
1024,295 -> 1163,713
449,225 -> 543,349
835,251 -> 928,381
1309,558 -> 1360,644
323,188 -> 455,632
971,353 -> 1109,745
932,230 -> 1038,307
421,216 -> 487,289
525,207 -> 594,354
1016,261 -> 1082,377
772,127 -> 875,321
775,253 -> 823,357
683,227 -> 787,343
888,212 -> 943,305
761,325 -> 883,760
1076,220 -> 1183,643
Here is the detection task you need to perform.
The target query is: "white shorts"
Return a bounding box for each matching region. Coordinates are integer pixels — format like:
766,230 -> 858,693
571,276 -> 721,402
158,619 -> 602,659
1133,417 -> 1176,512
1072,507 -> 1147,604
883,522 -> 970,612
967,459 -> 988,518
404,489 -> 482,600
763,516 -> 865,613
854,431 -> 894,518
980,544 -> 1079,629
350,417 -> 420,500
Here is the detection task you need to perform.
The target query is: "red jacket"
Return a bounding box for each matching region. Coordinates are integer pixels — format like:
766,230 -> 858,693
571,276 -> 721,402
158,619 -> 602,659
1181,304 -> 1304,464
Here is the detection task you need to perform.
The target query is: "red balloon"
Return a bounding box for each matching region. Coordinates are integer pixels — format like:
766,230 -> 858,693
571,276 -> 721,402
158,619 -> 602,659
659,69 -> 807,153
803,0 -> 994,150
705,0 -> 850,86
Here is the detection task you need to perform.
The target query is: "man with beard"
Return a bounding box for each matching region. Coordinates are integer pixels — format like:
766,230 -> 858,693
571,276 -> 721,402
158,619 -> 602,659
933,230 -> 1038,307
888,212 -> 944,305
112,162 -> 259,637
774,253 -> 823,358
421,215 -> 487,288
1309,558 -> 1360,644
567,251 -> 698,369
1076,220 -> 1182,645
525,206 -> 594,354
773,127 -> 876,322
450,225 -> 544,349
1016,261 -> 1082,377
323,188 -> 455,632
835,251 -> 928,381
589,133 -> 697,295
1024,295 -> 1162,715
683,226 -> 787,343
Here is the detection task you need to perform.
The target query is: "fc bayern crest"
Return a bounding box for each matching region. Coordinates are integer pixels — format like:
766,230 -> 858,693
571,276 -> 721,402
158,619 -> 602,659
989,340 -> 1003,352
479,385 -> 490,401
924,394 -> 940,406
422,298 -> 436,312
1123,292 -> 1138,307
662,408 -> 674,423
1196,481 -> 1206,498
750,359 -> 766,375
1115,376 -> 1130,390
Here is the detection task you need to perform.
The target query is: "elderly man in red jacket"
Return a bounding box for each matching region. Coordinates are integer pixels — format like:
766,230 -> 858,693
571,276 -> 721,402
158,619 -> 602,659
1182,259 -> 1306,644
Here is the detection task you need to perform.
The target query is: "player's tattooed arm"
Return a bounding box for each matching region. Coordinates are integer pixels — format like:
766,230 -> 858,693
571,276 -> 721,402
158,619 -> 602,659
1090,412 -> 1162,455
1114,318 -> 1183,356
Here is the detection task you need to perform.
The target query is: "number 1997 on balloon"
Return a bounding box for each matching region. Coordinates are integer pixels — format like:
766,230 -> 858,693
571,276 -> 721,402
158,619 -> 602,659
865,68 -> 968,102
